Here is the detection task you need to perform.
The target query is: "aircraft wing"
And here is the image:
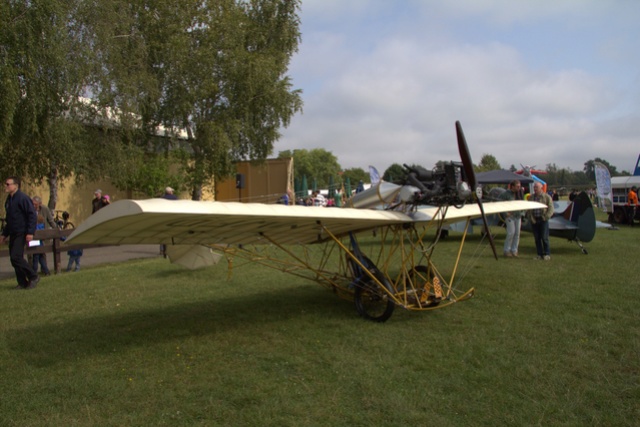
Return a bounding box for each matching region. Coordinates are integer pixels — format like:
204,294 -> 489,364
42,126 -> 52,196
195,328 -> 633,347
66,199 -> 414,246
412,200 -> 546,225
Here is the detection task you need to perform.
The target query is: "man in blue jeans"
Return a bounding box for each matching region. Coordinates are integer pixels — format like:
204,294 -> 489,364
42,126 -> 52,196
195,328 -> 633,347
499,180 -> 523,257
527,182 -> 554,261
0,176 -> 40,289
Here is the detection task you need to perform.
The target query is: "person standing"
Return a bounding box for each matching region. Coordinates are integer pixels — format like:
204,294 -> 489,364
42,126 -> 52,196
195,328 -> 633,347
278,192 -> 290,205
333,188 -> 343,207
499,180 -> 523,258
527,182 -> 554,261
92,189 -> 105,213
32,196 -> 56,229
627,186 -> 638,226
31,196 -> 55,272
66,249 -> 83,272
160,187 -> 178,256
162,187 -> 178,200
32,215 -> 51,276
0,177 -> 40,289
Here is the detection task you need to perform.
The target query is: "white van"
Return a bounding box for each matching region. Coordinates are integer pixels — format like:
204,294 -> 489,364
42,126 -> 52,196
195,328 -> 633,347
608,176 -> 640,223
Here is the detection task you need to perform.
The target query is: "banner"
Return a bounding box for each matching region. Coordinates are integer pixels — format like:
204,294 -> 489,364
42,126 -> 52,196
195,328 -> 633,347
594,162 -> 613,212
368,165 -> 381,186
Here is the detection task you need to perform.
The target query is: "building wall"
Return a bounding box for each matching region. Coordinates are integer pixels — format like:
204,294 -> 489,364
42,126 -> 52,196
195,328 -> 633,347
216,158 -> 293,204
20,178 -> 132,226
20,177 -> 197,226
10,158 -> 292,227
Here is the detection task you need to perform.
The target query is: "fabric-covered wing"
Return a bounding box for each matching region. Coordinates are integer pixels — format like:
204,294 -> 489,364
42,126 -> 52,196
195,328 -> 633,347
412,200 -> 546,225
66,199 -> 413,246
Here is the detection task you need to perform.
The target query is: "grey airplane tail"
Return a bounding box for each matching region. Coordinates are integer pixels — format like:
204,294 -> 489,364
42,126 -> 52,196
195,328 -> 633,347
560,191 -> 596,244
542,191 -> 596,254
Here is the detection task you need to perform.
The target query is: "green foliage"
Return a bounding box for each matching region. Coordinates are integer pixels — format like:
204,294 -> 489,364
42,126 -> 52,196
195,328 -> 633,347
0,0 -> 95,186
279,148 -> 341,189
584,157 -> 625,180
342,167 -> 369,185
383,163 -> 406,183
1,0 -> 303,201
475,153 -> 501,172
110,146 -> 189,198
87,0 -> 303,199
539,162 -> 601,188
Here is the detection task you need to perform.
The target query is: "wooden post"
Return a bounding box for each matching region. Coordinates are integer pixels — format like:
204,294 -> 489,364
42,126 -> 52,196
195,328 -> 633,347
28,229 -> 75,274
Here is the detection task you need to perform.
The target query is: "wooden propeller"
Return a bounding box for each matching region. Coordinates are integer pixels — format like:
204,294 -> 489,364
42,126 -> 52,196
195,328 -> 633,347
456,121 -> 498,260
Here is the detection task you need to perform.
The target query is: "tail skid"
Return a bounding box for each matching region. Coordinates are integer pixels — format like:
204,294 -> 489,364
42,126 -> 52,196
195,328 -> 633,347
567,237 -> 589,255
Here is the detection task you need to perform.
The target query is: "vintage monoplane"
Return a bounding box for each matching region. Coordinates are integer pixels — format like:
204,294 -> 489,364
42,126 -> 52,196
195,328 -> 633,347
67,122 -> 545,322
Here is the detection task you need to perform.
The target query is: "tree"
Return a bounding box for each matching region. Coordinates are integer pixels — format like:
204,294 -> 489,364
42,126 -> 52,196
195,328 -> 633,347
476,154 -> 501,172
108,144 -> 189,198
543,163 -> 560,186
87,0 -> 303,200
342,168 -> 369,186
0,0 -> 100,209
383,163 -> 406,183
584,158 -> 622,181
279,148 -> 341,189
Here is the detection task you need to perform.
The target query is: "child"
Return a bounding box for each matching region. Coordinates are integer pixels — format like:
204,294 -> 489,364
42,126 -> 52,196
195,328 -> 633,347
67,249 -> 83,272
32,215 -> 51,276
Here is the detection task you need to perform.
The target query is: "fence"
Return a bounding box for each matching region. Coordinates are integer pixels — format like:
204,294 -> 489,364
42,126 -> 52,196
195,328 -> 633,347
0,229 -> 104,274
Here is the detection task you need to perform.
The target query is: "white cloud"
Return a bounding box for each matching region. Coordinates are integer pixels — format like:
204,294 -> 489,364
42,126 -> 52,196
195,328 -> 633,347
277,1 -> 640,175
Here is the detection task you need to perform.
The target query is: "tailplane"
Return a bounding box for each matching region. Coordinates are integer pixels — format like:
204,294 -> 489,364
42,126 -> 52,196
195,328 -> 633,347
559,191 -> 596,243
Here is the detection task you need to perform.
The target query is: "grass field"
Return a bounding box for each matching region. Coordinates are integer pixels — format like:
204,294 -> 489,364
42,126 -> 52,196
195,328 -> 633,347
1,212 -> 638,426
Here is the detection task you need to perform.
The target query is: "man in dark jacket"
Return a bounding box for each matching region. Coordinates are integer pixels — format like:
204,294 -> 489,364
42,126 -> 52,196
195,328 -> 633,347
0,176 -> 39,289
162,187 -> 178,200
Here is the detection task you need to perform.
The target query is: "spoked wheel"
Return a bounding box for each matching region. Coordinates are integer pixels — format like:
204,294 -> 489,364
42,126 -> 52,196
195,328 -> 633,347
347,256 -> 395,322
353,270 -> 395,322
409,265 -> 443,308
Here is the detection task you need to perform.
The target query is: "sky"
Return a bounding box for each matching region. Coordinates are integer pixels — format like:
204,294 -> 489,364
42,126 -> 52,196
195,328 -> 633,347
275,0 -> 640,175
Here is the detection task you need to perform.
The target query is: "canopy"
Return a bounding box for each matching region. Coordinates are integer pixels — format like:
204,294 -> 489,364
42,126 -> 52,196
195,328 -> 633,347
476,169 -> 534,185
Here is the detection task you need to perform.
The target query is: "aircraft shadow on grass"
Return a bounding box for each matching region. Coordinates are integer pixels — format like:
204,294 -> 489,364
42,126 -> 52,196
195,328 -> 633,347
6,286 -> 349,367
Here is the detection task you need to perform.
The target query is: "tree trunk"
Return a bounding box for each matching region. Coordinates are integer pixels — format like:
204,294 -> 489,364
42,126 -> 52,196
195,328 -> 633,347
48,164 -> 59,210
191,183 -> 202,201
191,144 -> 203,201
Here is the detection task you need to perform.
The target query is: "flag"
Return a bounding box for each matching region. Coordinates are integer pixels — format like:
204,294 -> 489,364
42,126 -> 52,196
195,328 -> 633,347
594,162 -> 613,212
368,166 -> 381,185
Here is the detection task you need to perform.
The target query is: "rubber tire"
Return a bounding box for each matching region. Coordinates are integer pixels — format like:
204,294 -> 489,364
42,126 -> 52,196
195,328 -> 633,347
354,268 -> 395,322
613,207 -> 626,224
347,254 -> 375,279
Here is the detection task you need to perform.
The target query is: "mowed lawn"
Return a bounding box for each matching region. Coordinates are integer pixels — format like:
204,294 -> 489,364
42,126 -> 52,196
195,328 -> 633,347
1,212 -> 638,426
